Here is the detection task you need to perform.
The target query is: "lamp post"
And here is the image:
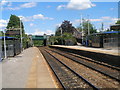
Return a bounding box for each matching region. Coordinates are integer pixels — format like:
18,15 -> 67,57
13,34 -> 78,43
87,15 -> 90,35
19,17 -> 23,52
3,29 -> 7,59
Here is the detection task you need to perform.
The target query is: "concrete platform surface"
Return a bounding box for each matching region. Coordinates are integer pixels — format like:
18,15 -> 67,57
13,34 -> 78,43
2,47 -> 56,88
52,45 -> 119,56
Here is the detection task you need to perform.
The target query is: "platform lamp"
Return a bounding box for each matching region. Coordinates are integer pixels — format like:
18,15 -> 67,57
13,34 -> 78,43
87,15 -> 90,35
3,28 -> 7,59
19,17 -> 23,52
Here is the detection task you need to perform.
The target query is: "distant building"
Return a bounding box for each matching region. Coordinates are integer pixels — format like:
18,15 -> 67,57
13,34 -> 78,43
73,29 -> 82,39
31,35 -> 50,46
32,35 -> 44,40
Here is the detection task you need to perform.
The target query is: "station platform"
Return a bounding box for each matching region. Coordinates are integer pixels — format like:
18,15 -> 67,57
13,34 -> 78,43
50,45 -> 120,67
51,45 -> 119,56
2,47 -> 57,88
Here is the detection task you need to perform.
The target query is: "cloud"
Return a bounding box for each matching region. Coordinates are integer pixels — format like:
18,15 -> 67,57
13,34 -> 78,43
18,16 -> 34,22
46,30 -> 54,35
110,8 -> 114,10
33,14 -> 54,20
0,0 -> 8,6
0,19 -> 8,29
72,16 -> 118,31
30,29 -> 54,35
55,23 -> 61,27
3,2 -> 37,11
0,0 -> 12,8
18,14 -> 54,22
73,16 -> 118,25
5,7 -> 20,10
90,19 -> 102,22
57,0 -> 96,10
20,2 -> 37,8
30,23 -> 34,27
57,5 -> 66,10
101,17 -> 118,22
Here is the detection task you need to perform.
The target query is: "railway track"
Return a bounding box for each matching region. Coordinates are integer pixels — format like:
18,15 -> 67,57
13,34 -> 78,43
39,47 -> 98,89
39,47 -> 120,89
47,47 -> 120,82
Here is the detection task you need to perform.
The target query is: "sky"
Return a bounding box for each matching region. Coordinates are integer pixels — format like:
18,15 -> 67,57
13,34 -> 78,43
0,0 -> 119,35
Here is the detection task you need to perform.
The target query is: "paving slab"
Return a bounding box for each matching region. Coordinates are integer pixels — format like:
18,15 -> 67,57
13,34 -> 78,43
26,47 -> 57,88
2,47 -> 57,88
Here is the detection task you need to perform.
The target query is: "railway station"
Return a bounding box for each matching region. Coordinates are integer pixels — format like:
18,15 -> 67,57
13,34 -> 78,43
0,1 -> 120,89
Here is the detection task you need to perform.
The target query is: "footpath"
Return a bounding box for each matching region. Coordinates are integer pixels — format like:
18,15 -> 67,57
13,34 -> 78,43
2,47 -> 57,88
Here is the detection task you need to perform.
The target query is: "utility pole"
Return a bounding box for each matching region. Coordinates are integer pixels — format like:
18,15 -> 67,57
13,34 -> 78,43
1,2 -> 7,59
81,14 -> 83,45
87,15 -> 90,35
101,22 -> 104,32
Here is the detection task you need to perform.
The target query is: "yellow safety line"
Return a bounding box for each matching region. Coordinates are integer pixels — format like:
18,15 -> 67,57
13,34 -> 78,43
38,49 -> 58,88
26,54 -> 37,88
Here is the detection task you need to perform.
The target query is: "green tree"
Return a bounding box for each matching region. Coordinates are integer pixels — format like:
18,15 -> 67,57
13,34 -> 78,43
54,20 -> 77,45
6,14 -> 29,49
55,27 -> 61,36
0,31 -> 3,36
60,20 -> 75,34
55,20 -> 76,37
77,19 -> 97,36
116,20 -> 120,24
7,14 -> 25,37
63,33 -> 77,45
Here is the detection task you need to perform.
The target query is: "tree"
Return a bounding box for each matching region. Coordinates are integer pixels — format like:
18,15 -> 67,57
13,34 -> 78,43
63,33 -> 77,45
0,31 -> 3,36
61,20 -> 75,34
55,27 -> 61,36
55,20 -> 76,37
7,14 -> 25,37
6,14 -> 30,49
77,19 -> 97,36
115,20 -> 120,24
54,20 -> 77,45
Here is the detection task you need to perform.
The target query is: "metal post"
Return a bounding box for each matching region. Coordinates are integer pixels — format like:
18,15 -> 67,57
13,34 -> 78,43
101,22 -> 104,32
81,14 -> 83,45
4,29 -> 7,59
20,18 -> 23,52
88,15 -> 90,35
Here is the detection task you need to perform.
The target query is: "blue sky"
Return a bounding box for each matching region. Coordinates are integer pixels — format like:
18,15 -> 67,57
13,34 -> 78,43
0,0 -> 119,35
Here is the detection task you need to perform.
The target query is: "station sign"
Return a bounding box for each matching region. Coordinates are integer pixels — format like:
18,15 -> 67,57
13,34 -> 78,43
5,30 -> 20,36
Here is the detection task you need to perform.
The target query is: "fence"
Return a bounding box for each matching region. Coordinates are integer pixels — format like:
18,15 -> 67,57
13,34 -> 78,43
0,36 -> 21,59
